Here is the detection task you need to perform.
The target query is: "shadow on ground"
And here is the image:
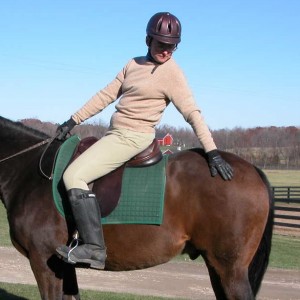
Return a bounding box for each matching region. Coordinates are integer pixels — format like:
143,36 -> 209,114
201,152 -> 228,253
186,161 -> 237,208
0,288 -> 28,300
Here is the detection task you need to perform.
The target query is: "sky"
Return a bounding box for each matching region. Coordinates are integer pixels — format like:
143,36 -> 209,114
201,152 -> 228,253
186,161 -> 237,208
0,0 -> 299,130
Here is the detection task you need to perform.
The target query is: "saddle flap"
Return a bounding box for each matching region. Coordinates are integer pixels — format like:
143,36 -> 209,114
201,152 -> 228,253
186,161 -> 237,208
72,136 -> 99,161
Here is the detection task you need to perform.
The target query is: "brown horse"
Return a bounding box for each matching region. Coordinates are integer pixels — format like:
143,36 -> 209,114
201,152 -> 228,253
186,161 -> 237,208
0,116 -> 273,300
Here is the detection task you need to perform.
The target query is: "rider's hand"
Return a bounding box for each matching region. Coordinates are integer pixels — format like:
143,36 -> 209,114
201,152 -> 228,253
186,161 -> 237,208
56,118 -> 77,141
206,150 -> 233,181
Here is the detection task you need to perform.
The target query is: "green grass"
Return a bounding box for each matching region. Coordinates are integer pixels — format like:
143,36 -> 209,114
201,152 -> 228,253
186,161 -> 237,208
0,282 -> 40,300
263,169 -> 300,186
0,282 -> 168,300
0,202 -> 11,246
269,235 -> 300,269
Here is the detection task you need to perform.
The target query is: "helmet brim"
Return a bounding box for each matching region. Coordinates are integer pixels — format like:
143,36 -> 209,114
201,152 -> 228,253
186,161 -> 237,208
149,33 -> 181,45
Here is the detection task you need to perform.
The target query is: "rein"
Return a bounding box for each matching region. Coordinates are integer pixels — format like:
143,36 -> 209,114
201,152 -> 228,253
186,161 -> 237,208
0,135 -> 61,180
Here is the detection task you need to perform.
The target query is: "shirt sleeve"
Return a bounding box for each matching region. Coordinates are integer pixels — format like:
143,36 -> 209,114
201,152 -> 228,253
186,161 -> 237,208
188,111 -> 217,152
71,63 -> 129,124
166,68 -> 200,121
165,61 -> 217,152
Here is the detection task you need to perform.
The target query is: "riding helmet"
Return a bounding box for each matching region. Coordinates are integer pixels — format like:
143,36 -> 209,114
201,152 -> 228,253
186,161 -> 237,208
146,12 -> 181,44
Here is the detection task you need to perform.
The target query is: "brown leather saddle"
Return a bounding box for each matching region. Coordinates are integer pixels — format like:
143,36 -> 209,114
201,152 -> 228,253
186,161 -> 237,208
71,137 -> 163,217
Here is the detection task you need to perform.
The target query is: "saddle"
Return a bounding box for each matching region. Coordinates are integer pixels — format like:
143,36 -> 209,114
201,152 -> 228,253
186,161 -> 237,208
72,137 -> 162,167
71,137 -> 163,217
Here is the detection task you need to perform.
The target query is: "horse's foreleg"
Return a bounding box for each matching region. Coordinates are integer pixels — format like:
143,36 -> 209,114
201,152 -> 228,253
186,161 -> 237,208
29,252 -> 79,299
61,262 -> 80,299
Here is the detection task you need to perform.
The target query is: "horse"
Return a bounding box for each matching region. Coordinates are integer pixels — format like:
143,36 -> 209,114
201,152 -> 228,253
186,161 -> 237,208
0,116 -> 274,300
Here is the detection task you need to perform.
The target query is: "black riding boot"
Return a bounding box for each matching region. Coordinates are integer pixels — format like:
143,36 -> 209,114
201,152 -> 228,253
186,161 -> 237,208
56,188 -> 106,270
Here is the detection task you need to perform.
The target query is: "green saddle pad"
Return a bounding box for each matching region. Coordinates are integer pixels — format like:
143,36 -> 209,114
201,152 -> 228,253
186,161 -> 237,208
52,135 -> 167,225
52,135 -> 81,217
102,155 -> 168,225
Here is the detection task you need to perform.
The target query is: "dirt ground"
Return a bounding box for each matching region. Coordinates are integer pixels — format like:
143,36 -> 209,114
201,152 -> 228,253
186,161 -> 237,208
0,247 -> 299,299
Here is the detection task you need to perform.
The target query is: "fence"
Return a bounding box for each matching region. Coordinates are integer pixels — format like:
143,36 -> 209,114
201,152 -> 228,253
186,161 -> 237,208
272,186 -> 300,229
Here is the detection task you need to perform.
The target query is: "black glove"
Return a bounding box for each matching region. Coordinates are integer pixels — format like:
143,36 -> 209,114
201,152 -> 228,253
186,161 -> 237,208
206,150 -> 233,181
56,118 -> 77,140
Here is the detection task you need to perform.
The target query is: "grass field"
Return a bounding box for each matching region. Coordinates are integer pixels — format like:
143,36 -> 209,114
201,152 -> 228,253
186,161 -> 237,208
0,282 -> 168,300
0,202 -> 10,247
263,169 -> 300,186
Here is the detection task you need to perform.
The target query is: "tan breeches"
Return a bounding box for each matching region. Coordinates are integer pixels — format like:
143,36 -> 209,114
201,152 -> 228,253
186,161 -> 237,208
63,127 -> 155,191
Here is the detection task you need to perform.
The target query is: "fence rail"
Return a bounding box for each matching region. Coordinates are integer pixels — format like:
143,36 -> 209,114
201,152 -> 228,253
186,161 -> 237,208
272,186 -> 300,229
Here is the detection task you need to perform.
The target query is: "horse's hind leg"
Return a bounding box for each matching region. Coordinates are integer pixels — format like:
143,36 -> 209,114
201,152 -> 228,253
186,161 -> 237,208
206,261 -> 254,300
205,262 -> 226,299
221,268 -> 254,300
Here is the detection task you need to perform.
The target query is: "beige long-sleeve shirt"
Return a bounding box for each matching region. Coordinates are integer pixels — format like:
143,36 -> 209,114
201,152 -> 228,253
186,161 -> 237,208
72,56 -> 217,152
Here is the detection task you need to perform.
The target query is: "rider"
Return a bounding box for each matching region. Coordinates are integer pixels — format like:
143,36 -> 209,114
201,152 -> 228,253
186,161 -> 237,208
55,12 -> 233,269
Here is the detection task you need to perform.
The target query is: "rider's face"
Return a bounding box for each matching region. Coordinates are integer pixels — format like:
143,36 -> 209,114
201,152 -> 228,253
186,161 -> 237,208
149,39 -> 177,64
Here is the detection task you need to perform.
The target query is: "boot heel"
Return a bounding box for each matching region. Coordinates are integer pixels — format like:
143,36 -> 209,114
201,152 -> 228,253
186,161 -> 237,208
90,260 -> 105,270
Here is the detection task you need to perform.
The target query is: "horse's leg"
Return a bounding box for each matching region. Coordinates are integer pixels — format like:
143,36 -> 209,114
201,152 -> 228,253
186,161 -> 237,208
14,188 -> 80,299
221,268 -> 254,300
221,268 -> 253,300
29,254 -> 63,299
204,261 -> 226,300
202,254 -> 254,300
29,251 -> 79,299
52,257 -> 80,300
10,226 -> 75,299
62,263 -> 80,300
198,216 -> 263,300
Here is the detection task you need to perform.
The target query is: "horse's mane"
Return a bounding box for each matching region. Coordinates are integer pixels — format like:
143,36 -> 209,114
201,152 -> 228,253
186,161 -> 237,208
0,116 -> 49,140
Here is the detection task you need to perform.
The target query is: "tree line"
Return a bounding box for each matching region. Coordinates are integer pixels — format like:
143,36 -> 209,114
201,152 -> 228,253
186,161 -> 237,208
21,119 -> 300,169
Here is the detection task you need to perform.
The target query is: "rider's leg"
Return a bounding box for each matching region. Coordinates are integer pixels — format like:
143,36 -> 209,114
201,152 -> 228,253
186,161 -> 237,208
56,128 -> 154,268
56,188 -> 106,269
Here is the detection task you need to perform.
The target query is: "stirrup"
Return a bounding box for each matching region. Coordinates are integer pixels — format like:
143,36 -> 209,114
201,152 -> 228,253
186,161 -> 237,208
66,234 -> 80,264
56,232 -> 80,264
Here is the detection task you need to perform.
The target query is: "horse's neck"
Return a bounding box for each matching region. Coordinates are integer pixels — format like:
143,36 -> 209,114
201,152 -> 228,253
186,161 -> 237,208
0,117 -> 47,155
0,140 -> 42,205
0,119 -> 48,207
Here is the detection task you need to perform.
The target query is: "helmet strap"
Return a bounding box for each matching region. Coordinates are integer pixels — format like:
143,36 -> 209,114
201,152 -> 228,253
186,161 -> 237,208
146,50 -> 155,62
146,35 -> 152,48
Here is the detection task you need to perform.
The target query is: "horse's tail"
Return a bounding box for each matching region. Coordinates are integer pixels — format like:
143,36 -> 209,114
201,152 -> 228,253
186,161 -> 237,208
248,166 -> 274,296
